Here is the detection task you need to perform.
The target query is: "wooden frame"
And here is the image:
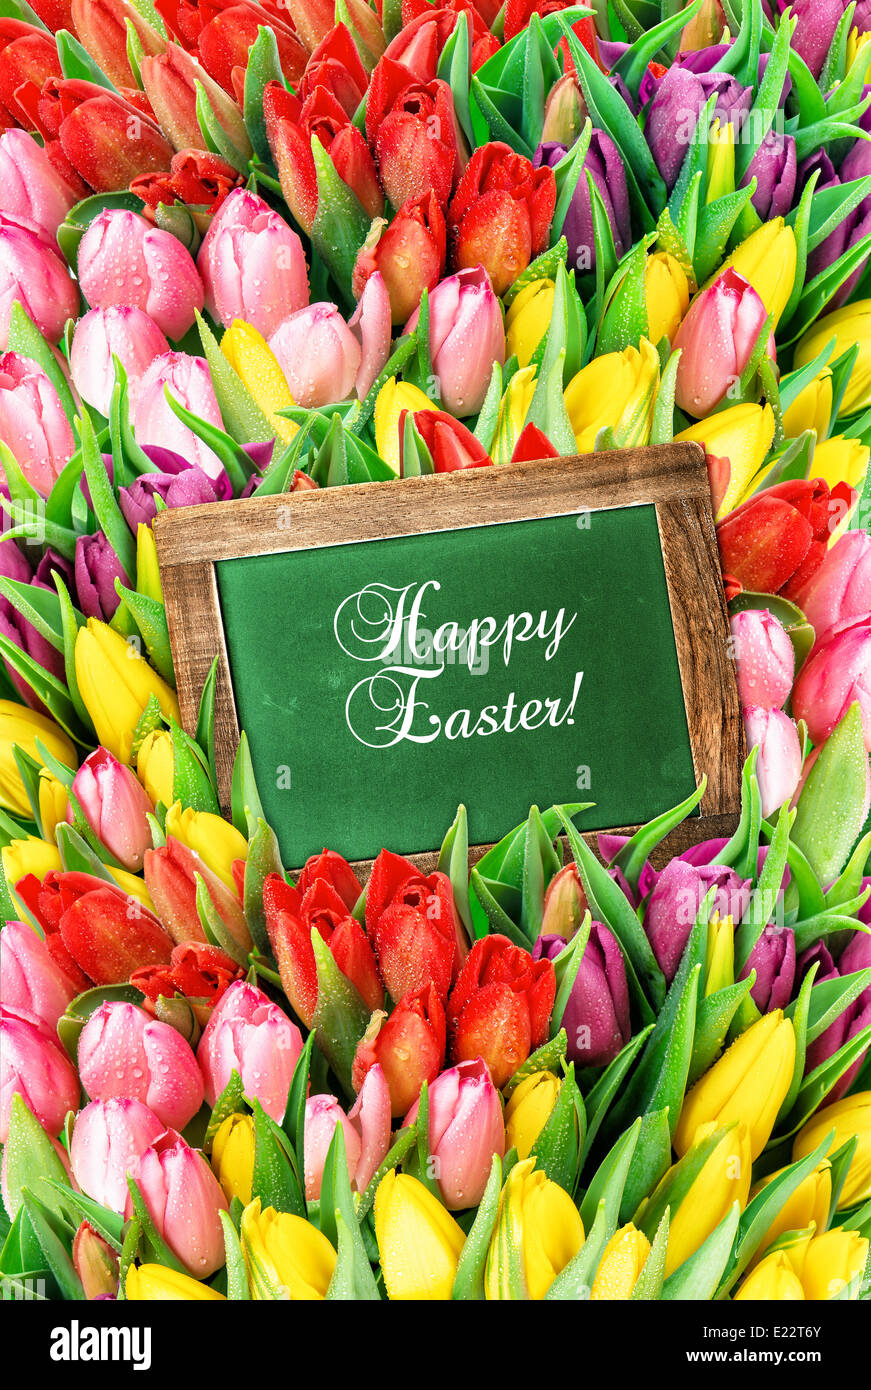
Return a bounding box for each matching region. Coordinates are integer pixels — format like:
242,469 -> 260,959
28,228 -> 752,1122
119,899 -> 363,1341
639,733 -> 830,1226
154,442 -> 744,872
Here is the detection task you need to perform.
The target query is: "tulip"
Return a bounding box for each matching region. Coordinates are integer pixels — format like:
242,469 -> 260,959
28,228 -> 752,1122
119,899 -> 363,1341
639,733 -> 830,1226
126,1264 -> 226,1300
504,1070 -> 560,1159
353,982 -> 446,1118
506,278 -> 554,368
645,1121 -> 752,1276
411,407 -> 494,472
375,1170 -> 466,1299
749,1160 -> 831,1270
0,350 -> 74,496
119,462 -> 223,530
810,437 -> 869,538
0,18 -> 62,134
540,864 -> 588,940
164,802 -> 247,892
69,307 -> 169,418
37,769 -> 68,843
792,617 -> 871,749
196,188 -> 308,341
134,351 -> 228,483
564,339 -> 660,452
0,919 -> 78,1030
140,43 -> 252,161
716,478 -> 848,598
0,129 -> 77,245
643,857 -> 750,983
34,870 -> 173,986
490,366 -> 537,466
131,941 -> 244,1028
534,130 -> 631,269
295,849 -> 362,911
211,1112 -> 255,1206
404,1058 -> 505,1210
1,838 -> 62,900
645,65 -> 752,191
729,609 -> 794,710
77,209 -> 203,343
715,219 -> 796,330
368,70 -> 462,211
794,301 -> 871,418
788,0 -> 848,77
734,1250 -> 805,1300
68,0 -> 154,88
447,935 -> 556,1088
783,369 -> 832,441
541,74 -> 586,146
268,304 -> 363,409
71,747 -> 154,872
790,1229 -> 870,1300
533,924 -> 630,1067
484,1158 -> 584,1300
135,1130 -> 228,1278
0,221 -> 79,351
405,266 -> 504,418
220,319 -> 297,447
70,1097 -> 164,1213
645,252 -> 691,345
678,401 -> 776,519
449,141 -> 557,296
304,1064 -> 391,1201
0,1006 -> 80,1142
353,190 -> 446,325
793,1094 -> 871,1209
0,700 -> 76,818
74,618 -> 180,765
739,925 -> 796,1015
35,76 -> 172,194
674,270 -> 770,419
74,531 -> 130,624
242,1198 -> 337,1299
195,1 -> 306,95
366,848 -> 465,1005
72,1221 -> 120,1300
675,1010 -> 795,1161
144,835 -> 251,950
197,980 -> 304,1122
130,149 -> 243,235
590,1224 -> 651,1300
374,376 -> 437,474
741,131 -> 797,222
77,1001 -> 204,1131
743,706 -> 804,818
136,729 -> 174,809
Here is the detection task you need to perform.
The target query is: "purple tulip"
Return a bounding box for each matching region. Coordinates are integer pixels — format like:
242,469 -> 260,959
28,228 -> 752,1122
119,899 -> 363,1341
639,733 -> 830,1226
0,536 -> 65,705
533,924 -> 631,1066
534,130 -> 631,269
739,925 -> 796,1012
119,469 -> 220,530
643,859 -> 751,981
645,66 -> 752,190
741,132 -> 797,221
74,532 -> 130,622
799,934 -> 871,1100
782,0 -> 847,79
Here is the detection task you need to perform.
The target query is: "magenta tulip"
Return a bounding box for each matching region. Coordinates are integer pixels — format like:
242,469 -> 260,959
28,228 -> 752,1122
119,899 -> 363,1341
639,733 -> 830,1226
795,531 -> 871,644
729,608 -> 795,709
534,925 -> 631,1067
70,306 -> 170,417
738,925 -> 796,1013
0,130 -> 78,246
0,536 -> 66,704
407,265 -> 506,417
0,218 -> 79,348
643,859 -> 751,982
196,186 -> 308,339
77,1000 -> 204,1131
405,1057 -> 505,1210
134,352 -> 226,482
74,531 -> 130,623
798,936 -> 871,1101
792,615 -> 871,750
0,1006 -> 80,1142
0,920 -> 78,1031
743,705 -> 804,817
197,980 -> 303,1122
70,1097 -> 164,1214
135,1131 -> 228,1277
303,1063 -> 391,1200
673,269 -> 771,417
71,747 -> 154,871
77,208 -> 204,341
0,350 -> 74,495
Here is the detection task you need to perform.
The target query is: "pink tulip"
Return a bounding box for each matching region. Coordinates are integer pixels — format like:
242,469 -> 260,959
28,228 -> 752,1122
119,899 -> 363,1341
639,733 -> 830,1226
77,1001 -> 204,1131
743,706 -> 803,818
77,208 -> 204,341
197,980 -> 303,1122
729,608 -> 794,709
0,217 -> 79,348
70,1097 -> 165,1214
405,1057 -> 505,1210
0,351 -> 74,495
408,266 -> 506,417
303,1063 -> 391,1200
136,1131 -> 228,1277
71,747 -> 154,871
795,531 -> 871,642
134,351 -> 225,482
0,1005 -> 80,1143
269,303 -> 363,408
347,271 -> 392,400
196,186 -> 308,339
0,130 -> 78,246
0,920 -> 79,1031
674,269 -> 772,417
792,614 -> 871,749
304,1095 -> 362,1201
70,306 -> 170,417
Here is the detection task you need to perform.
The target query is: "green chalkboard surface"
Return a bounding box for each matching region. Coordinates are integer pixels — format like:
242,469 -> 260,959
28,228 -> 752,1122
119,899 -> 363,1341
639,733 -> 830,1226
215,505 -> 697,864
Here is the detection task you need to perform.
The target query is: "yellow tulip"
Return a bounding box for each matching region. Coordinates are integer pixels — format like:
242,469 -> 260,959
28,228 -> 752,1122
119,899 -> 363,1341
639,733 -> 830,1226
810,435 -> 869,543
564,337 -> 660,453
645,252 -> 691,345
506,278 -> 555,367
241,1198 -> 336,1300
734,1250 -> 805,1301
165,801 -> 247,889
221,318 -> 297,445
590,1224 -> 651,1300
705,119 -> 734,204
136,523 -> 163,605
676,402 -> 776,518
675,1011 -> 795,1161
212,1113 -> 255,1206
374,1170 -> 466,1300
2,835 -> 62,888
794,301 -> 871,417
504,1072 -> 561,1159
74,619 -> 180,765
846,27 -> 871,84
126,1263 -> 226,1300
788,1229 -> 869,1301
748,1161 -> 832,1270
136,729 -> 175,808
38,769 -> 69,843
107,866 -> 155,911
782,369 -> 832,440
716,219 -> 797,327
0,700 -> 76,818
793,1093 -> 871,1209
704,913 -> 734,997
374,377 -> 438,475
642,1121 -> 751,1277
484,1158 -> 584,1300
491,366 -> 537,465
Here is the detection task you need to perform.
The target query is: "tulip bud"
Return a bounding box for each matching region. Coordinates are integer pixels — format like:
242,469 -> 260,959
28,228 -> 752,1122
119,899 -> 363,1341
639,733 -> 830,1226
534,131 -> 630,270
782,369 -> 832,441
794,301 -> 871,417
136,1131 -> 228,1278
366,849 -> 466,1005
197,980 -> 304,1123
796,532 -> 871,642
730,608 -> 795,710
374,376 -> 438,475
643,1121 -> 752,1276
490,366 -> 537,466
37,769 -> 68,844
74,619 -> 180,766
374,1170 -> 466,1299
0,1006 -> 80,1142
716,219 -> 797,330
539,864 -> 587,940
140,43 -> 252,161
134,352 -> 226,482
0,222 -> 79,349
353,983 -> 446,1118
77,1001 -> 204,1131
72,1221 -> 120,1300
506,278 -> 554,369
533,924 -> 630,1066
70,1097 -> 164,1213
408,266 -> 505,417
0,919 -> 78,1030
0,130 -> 78,245
743,706 -> 804,818
643,856 -> 750,983
541,76 -> 586,146
71,747 -> 154,872
164,802 -> 248,891
739,925 -> 796,1014
211,1112 -> 255,1206
644,252 -> 691,345
748,1160 -> 831,1270
136,729 -> 175,808
590,1224 -> 651,1300
144,835 -> 250,951
793,1093 -> 871,1209
678,401 -> 776,518
405,1058 -> 505,1210
197,188 -> 308,340
504,1071 -> 560,1159
449,142 -> 556,297
792,618 -> 871,750
1,836 -> 62,892
564,339 -> 660,453
447,935 -> 555,1089
69,306 -> 169,418
734,1249 -> 805,1300
126,1263 -> 226,1300
674,270 -> 770,419
303,1094 -> 362,1202
242,1197 -> 337,1299
269,303 -> 363,409
790,1228 -> 869,1300
220,319 -> 297,446
484,1158 -> 584,1300
0,350 -> 74,496
77,209 -> 204,343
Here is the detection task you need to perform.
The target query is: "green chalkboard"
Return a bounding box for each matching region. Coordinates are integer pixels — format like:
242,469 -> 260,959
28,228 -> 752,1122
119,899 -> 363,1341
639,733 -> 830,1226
215,505 -> 698,864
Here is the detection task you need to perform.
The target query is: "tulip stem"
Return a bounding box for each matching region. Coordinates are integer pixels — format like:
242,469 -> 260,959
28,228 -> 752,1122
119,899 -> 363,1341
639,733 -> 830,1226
249,957 -> 283,988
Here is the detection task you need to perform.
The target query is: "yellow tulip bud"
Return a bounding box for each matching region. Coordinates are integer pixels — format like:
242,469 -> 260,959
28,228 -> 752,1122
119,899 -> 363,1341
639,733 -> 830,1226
794,301 -> 871,417
645,252 -> 691,345
675,1011 -> 795,1161
212,1113 -> 255,1205
136,729 -> 175,809
107,866 -> 155,911
564,338 -> 660,453
846,27 -> 871,84
748,1161 -> 832,1271
491,365 -> 537,465
716,219 -> 797,327
37,769 -> 69,844
0,700 -> 76,818
165,801 -> 247,890
506,279 -> 555,368
2,835 -> 62,889
590,1223 -> 651,1300
484,1158 -> 584,1300
504,1071 -> 561,1159
126,1263 -> 226,1300
789,1229 -> 869,1301
646,1121 -> 751,1277
136,523 -> 163,605
705,119 -> 734,204
374,1170 -> 466,1300
782,370 -> 832,440
704,913 -> 734,997
676,402 -> 776,518
74,619 -> 180,765
793,1093 -> 871,1209
374,377 -> 438,476
810,435 -> 869,543
734,1250 -> 805,1301
221,319 -> 297,445
241,1198 -> 336,1300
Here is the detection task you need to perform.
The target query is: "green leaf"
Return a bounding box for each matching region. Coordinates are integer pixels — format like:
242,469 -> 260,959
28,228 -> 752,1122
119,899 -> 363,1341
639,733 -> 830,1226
581,1025 -> 653,1162
20,1190 -> 84,1301
251,1100 -> 305,1217
545,1196 -> 609,1299
115,583 -> 175,685
530,1064 -> 584,1193
244,25 -> 284,163
2,1097 -> 73,1223
195,310 -> 275,445
631,1208 -> 670,1299
170,717 -> 220,815
310,929 -> 371,1098
579,1116 -> 641,1236
309,136 -> 371,308
203,1069 -> 247,1153
356,1125 -> 419,1223
243,816 -> 283,956
619,1106 -> 672,1222
219,1209 -> 250,1300
661,1202 -> 741,1299
437,803 -> 473,937
319,1124 -> 380,1299
793,704 -> 870,883
7,303 -> 78,425
609,776 -> 707,898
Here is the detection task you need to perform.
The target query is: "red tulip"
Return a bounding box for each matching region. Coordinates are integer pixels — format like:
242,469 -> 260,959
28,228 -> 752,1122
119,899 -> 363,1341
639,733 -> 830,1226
130,149 -> 243,230
446,934 -> 556,1087
27,870 -> 173,987
196,2 -> 306,95
23,0 -> 74,32
367,62 -> 463,210
139,43 -> 251,158
365,849 -> 467,1004
716,478 -> 855,602
405,408 -> 493,472
352,982 -> 447,1117
130,941 -> 244,1023
0,19 -> 61,129
380,4 -> 498,82
448,141 -> 557,295
353,189 -> 446,325
70,0 -> 164,90
35,77 -> 174,194
296,22 -> 369,116
511,422 -> 560,464
143,836 -> 252,951
295,848 -> 362,911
